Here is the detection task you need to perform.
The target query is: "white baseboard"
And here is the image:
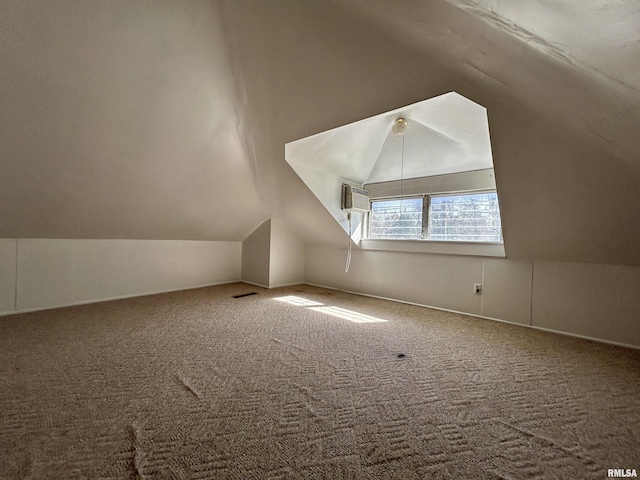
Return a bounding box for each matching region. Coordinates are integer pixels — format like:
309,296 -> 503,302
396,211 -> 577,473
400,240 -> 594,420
239,280 -> 270,289
303,282 -> 640,351
239,281 -> 304,289
268,282 -> 305,289
0,280 -> 241,317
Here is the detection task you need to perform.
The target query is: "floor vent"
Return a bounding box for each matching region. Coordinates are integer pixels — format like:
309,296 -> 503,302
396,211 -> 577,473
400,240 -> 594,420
232,292 -> 259,299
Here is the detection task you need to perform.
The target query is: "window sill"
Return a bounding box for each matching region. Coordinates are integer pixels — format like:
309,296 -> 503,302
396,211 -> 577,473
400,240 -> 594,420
360,239 -> 505,257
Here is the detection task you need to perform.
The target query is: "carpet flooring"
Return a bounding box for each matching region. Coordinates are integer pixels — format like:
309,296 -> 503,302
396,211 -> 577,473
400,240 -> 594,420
0,283 -> 638,479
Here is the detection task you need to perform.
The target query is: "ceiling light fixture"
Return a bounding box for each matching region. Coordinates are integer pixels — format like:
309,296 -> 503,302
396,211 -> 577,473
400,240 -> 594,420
392,117 -> 408,136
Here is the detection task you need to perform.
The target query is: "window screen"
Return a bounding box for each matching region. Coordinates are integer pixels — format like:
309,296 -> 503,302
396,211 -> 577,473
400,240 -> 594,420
369,198 -> 423,240
427,192 -> 502,242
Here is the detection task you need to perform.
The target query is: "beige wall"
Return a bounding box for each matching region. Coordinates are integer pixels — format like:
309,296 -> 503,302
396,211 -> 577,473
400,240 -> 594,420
0,239 -> 241,315
241,218 -> 305,288
532,262 -> 640,346
0,239 -> 17,312
0,0 -> 265,241
305,245 -> 640,348
241,220 -> 271,288
269,218 -> 305,288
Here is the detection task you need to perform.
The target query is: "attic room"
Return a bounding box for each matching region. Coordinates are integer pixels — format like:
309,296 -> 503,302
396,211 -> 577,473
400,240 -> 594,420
1,1 -> 638,478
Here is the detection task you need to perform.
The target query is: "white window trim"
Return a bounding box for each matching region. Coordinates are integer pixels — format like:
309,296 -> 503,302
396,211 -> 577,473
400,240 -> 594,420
363,169 -> 504,256
360,238 -> 506,257
366,169 -> 496,199
368,195 -> 425,240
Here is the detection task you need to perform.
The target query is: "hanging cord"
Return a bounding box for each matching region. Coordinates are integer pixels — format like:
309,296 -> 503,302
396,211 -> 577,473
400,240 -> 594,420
399,133 -> 405,222
345,211 -> 352,273
400,134 -> 404,238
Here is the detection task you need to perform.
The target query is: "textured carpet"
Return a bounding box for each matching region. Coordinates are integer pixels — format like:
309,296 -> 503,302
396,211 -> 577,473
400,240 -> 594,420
1,283 -> 638,479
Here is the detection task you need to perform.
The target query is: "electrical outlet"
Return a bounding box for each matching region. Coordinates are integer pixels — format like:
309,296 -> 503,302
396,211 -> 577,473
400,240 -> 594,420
474,283 -> 482,295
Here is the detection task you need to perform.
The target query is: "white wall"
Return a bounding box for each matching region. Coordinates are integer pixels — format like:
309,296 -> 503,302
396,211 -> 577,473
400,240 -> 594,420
0,239 -> 241,315
532,262 -> 640,347
305,245 -> 640,348
482,258 -> 532,325
241,218 -> 305,289
269,218 -> 305,288
241,220 -> 271,288
0,239 -> 17,312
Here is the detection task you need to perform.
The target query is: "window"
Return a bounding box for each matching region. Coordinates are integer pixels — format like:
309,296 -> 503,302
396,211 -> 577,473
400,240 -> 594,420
428,192 -> 502,242
369,198 -> 423,240
369,191 -> 502,243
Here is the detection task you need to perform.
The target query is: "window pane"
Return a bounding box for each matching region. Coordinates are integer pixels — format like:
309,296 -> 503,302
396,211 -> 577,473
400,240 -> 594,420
369,198 -> 423,239
427,192 -> 502,242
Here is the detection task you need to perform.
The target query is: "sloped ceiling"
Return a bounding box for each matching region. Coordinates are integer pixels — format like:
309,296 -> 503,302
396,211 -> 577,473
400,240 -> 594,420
0,1 -> 264,240
368,93 -> 493,183
449,0 -> 640,92
284,93 -> 495,242
218,0 -> 639,266
1,1 -> 638,265
285,93 -> 493,186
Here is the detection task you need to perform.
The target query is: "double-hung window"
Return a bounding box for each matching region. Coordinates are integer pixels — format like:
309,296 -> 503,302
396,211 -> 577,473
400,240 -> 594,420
369,191 -> 502,242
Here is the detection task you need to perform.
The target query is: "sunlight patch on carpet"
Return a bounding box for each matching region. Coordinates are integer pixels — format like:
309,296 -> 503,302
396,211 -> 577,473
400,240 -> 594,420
309,306 -> 387,323
274,296 -> 324,307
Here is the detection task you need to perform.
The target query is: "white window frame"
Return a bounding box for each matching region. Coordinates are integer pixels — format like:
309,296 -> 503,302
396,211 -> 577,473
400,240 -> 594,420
368,195 -> 426,240
362,169 -> 505,257
368,190 -> 502,242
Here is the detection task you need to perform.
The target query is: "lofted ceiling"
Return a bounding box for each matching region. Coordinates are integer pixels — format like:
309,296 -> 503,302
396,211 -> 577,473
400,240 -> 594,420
448,0 -> 640,92
1,0 -> 638,265
0,1 -> 265,240
368,93 -> 493,183
285,93 -> 493,186
285,92 -> 495,242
